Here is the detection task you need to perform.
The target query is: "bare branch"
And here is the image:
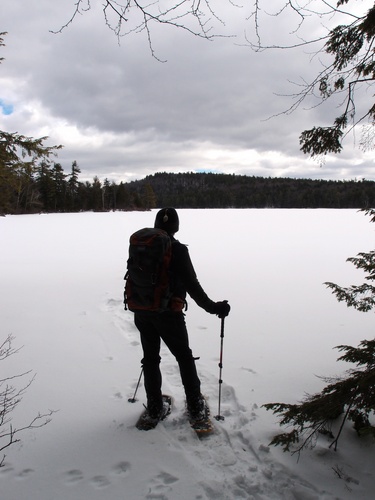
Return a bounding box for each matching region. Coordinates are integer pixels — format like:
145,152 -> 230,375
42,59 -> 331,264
50,0 -> 92,34
0,336 -> 55,467
246,1 -> 375,156
51,1 -> 237,59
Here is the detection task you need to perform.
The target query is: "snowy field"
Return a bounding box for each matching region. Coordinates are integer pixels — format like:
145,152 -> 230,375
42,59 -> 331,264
1,208 -> 375,500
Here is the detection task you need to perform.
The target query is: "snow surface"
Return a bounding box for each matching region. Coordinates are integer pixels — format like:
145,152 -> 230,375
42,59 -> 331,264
1,209 -> 375,500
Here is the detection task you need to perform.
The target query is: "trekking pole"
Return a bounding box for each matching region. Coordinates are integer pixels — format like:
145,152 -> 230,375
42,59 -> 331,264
128,366 -> 144,403
214,317 -> 225,421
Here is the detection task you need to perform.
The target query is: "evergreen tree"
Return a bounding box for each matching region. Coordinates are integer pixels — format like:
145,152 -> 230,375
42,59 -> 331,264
0,131 -> 61,214
36,161 -> 55,211
142,182 -> 157,209
0,33 -> 61,214
116,182 -> 132,209
109,180 -> 118,210
264,209 -> 375,454
67,161 -> 81,211
51,162 -> 67,211
90,176 -> 103,211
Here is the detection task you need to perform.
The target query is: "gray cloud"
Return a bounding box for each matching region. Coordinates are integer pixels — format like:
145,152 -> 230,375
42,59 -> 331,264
1,0 -> 374,183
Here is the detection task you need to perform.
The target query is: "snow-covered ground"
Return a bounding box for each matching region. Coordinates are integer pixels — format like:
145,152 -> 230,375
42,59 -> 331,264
1,209 -> 374,500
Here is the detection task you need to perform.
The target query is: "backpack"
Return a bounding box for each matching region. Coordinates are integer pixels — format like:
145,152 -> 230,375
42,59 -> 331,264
124,227 -> 173,312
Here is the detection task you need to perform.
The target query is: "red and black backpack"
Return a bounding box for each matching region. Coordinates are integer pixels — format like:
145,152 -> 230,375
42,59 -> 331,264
124,227 -> 173,312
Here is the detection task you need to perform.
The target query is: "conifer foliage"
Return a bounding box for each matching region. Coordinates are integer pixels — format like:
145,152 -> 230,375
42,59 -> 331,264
251,1 -> 375,157
264,209 -> 375,454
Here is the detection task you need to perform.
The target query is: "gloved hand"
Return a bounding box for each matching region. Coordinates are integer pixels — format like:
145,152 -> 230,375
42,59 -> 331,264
214,300 -> 230,318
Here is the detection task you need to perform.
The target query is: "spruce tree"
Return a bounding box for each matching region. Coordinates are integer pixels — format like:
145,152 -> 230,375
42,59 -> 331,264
67,161 -> 81,211
264,209 -> 375,454
0,34 -> 61,214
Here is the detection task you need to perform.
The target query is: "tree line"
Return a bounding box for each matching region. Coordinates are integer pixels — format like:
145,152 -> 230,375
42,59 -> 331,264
139,172 -> 375,209
0,158 -> 152,214
2,162 -> 375,215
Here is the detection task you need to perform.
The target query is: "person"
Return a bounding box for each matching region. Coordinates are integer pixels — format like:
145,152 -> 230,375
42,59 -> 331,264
133,207 -> 230,426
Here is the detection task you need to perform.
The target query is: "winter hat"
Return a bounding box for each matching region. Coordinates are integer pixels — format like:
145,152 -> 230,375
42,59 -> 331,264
154,207 -> 179,234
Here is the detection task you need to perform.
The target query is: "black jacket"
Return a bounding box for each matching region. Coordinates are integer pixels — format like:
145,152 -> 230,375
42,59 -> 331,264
170,237 -> 216,314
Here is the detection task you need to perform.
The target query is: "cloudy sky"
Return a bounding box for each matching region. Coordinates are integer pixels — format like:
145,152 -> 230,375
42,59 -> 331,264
1,0 -> 374,183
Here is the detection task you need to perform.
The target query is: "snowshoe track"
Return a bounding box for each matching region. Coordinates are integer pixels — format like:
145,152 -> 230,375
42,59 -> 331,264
105,298 -> 338,499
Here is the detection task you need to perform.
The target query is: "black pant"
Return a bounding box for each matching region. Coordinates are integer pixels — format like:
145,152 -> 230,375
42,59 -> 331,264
134,311 -> 201,405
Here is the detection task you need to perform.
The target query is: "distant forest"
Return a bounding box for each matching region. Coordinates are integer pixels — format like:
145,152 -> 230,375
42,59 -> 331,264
2,162 -> 375,214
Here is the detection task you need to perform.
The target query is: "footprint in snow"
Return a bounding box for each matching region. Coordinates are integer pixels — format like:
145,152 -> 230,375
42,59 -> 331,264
241,366 -> 257,374
63,469 -> 84,485
146,471 -> 180,499
105,298 -> 123,309
0,464 -> 14,477
156,471 -> 179,484
63,462 -> 131,488
90,475 -> 111,489
112,391 -> 123,400
15,468 -> 35,480
110,461 -> 131,477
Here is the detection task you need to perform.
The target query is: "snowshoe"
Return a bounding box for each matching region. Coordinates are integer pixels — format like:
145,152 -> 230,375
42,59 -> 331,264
187,394 -> 214,436
136,394 -> 172,431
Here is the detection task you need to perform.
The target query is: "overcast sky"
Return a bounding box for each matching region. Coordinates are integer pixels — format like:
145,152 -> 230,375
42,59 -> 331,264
1,0 -> 374,183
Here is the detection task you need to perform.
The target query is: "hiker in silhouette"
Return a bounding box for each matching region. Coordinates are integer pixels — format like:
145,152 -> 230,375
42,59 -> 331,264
133,207 -> 230,423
